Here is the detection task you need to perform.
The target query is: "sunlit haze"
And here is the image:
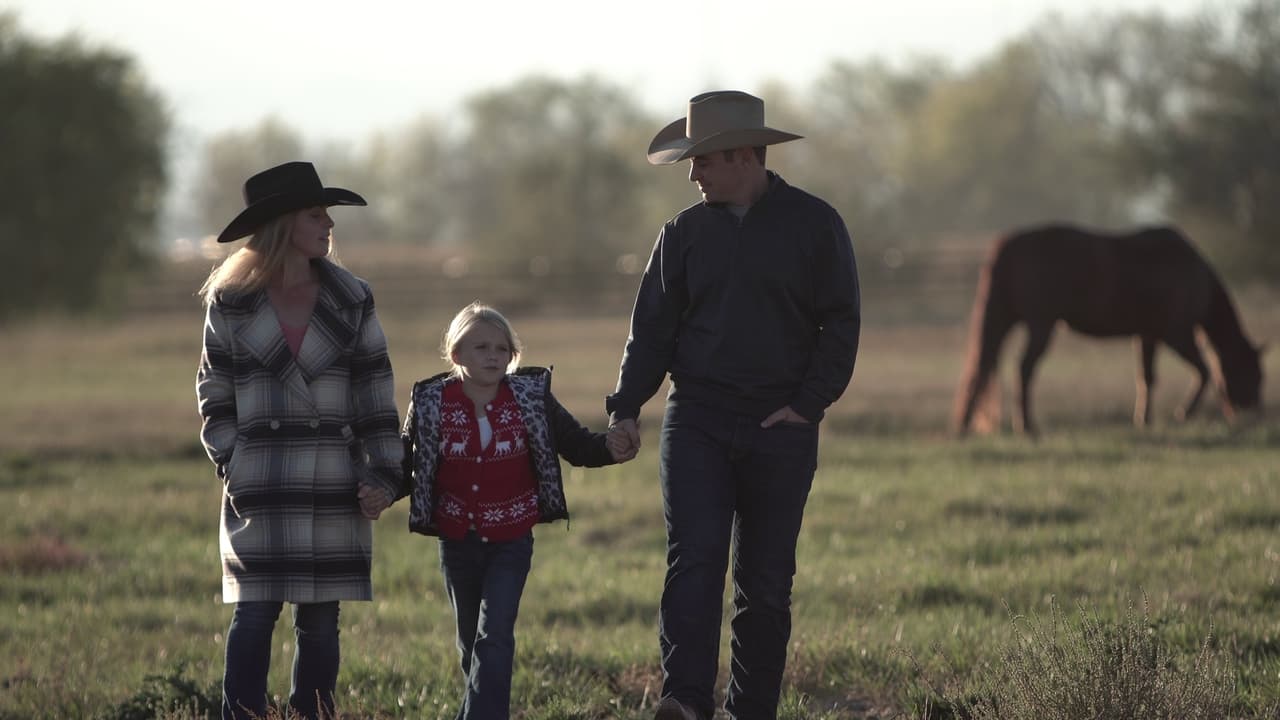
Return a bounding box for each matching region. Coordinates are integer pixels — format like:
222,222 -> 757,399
5,0 -> 1218,142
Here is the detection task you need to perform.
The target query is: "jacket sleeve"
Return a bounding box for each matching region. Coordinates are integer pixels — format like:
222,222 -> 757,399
196,302 -> 237,475
349,292 -> 405,500
789,207 -> 861,422
606,224 -> 686,423
549,391 -> 615,468
396,387 -> 418,502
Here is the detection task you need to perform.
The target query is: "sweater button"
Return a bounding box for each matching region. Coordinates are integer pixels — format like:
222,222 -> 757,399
475,458 -> 481,464
468,512 -> 474,519
480,536 -> 489,543
471,484 -> 479,492
485,404 -> 493,411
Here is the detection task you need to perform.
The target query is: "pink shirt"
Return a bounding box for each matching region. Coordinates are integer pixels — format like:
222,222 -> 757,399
281,321 -> 307,358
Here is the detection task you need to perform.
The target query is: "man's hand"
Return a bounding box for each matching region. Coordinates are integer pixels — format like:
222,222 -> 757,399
357,483 -> 391,520
607,418 -> 641,462
760,406 -> 810,428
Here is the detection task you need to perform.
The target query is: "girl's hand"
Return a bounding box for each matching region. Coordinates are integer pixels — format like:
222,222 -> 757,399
607,421 -> 639,462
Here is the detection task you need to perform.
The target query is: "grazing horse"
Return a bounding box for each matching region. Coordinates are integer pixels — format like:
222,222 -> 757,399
953,224 -> 1264,436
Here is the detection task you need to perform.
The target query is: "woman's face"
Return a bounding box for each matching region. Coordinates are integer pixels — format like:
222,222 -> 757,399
289,206 -> 334,258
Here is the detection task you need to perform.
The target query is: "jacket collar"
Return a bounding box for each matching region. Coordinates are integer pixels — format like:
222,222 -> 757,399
703,170 -> 785,213
229,259 -> 366,409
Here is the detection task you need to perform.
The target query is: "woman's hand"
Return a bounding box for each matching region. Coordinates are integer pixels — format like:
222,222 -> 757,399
357,484 -> 391,519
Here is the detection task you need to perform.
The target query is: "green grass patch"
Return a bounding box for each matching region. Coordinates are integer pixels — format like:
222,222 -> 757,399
3,296 -> 1280,717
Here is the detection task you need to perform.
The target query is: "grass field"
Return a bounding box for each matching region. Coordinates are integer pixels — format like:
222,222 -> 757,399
2,262 -> 1279,719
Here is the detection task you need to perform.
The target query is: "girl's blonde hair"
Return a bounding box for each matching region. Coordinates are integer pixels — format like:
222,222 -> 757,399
198,209 -> 337,305
442,302 -> 523,376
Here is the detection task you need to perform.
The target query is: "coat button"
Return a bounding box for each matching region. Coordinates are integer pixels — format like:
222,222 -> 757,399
309,419 -> 319,429
269,420 -> 280,430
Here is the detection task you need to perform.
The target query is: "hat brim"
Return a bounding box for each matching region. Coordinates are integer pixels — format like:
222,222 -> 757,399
646,117 -> 803,165
216,187 -> 367,243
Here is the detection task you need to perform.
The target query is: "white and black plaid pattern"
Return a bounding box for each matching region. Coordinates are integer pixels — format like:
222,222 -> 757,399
197,260 -> 402,603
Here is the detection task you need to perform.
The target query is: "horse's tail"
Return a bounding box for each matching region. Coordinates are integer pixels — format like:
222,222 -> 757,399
953,238 -> 1018,436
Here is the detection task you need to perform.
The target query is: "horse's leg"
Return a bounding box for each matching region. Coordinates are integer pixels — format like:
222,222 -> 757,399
1133,335 -> 1158,428
1162,329 -> 1210,421
1017,322 -> 1056,437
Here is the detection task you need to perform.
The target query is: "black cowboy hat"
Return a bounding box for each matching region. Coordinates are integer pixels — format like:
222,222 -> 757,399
216,161 -> 367,243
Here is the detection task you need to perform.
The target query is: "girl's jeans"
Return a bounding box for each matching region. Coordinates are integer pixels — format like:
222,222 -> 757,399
440,531 -> 534,720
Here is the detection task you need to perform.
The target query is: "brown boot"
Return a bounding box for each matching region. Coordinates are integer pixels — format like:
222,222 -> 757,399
654,696 -> 700,720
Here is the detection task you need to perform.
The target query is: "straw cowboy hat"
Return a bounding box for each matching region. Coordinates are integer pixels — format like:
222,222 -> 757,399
647,90 -> 803,166
216,161 -> 367,243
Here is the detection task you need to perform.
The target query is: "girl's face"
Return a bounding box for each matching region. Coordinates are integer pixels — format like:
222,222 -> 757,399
451,321 -> 513,388
289,206 -> 334,259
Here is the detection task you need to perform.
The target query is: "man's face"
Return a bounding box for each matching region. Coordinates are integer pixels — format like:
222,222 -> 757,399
687,148 -> 752,205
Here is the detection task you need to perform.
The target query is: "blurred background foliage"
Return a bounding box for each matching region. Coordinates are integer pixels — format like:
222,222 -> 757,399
1,2 -> 1277,320
0,13 -> 167,319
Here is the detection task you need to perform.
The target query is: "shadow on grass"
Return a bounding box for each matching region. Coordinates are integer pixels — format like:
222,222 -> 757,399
1221,509 -> 1280,532
943,499 -> 1087,527
900,582 -> 998,614
540,595 -> 658,628
952,535 -> 1104,567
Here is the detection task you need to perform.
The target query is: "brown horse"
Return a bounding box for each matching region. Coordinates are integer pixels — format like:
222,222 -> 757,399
953,224 -> 1264,436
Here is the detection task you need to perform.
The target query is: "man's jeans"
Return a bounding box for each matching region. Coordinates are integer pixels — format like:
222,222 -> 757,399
223,600 -> 340,720
658,397 -> 818,720
440,531 -> 534,720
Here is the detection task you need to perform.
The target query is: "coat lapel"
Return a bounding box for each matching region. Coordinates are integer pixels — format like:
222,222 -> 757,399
233,291 -> 316,409
296,262 -> 359,385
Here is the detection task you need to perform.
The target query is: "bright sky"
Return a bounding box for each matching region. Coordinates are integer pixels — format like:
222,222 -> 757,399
5,0 -> 1220,145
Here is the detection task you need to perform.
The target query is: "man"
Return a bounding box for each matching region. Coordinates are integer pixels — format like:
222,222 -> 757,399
606,91 -> 861,720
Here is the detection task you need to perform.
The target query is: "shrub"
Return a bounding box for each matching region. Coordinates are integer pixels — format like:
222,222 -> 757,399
965,596 -> 1235,720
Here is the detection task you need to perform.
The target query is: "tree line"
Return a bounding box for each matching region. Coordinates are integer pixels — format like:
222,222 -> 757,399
2,2 -> 1276,319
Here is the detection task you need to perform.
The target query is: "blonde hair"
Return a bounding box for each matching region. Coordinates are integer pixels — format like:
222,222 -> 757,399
441,302 -> 523,377
198,209 -> 337,305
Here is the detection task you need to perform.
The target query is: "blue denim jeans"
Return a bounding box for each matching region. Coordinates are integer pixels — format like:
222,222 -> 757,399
222,600 -> 340,720
657,397 -> 818,720
439,531 -> 534,720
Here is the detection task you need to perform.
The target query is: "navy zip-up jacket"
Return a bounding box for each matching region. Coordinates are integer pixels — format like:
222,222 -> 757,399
607,172 -> 860,424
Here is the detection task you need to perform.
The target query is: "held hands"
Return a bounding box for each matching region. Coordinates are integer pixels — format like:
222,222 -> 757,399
760,406 -> 810,428
607,418 -> 641,463
357,483 -> 391,520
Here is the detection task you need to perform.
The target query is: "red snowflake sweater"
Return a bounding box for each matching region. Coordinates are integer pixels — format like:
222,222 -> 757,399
432,380 -> 539,541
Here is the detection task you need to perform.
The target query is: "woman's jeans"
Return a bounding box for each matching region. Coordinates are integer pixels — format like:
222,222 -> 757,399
223,600 -> 340,720
439,531 -> 534,720
658,397 -> 818,720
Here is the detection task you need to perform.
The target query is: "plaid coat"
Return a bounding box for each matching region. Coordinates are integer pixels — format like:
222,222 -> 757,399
197,259 -> 402,603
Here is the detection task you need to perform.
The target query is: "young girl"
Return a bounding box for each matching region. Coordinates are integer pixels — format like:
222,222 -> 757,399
400,302 -> 631,718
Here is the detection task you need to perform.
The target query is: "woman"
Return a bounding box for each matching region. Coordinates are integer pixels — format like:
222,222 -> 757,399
196,161 -> 402,720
